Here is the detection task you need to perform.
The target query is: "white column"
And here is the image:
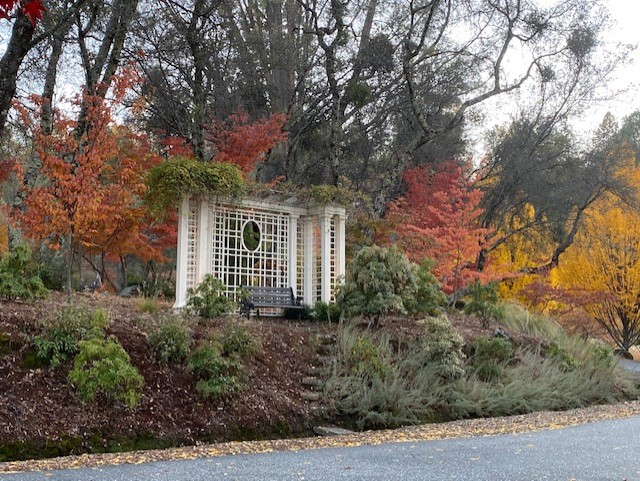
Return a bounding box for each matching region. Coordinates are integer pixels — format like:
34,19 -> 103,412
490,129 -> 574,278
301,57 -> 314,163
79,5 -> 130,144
319,213 -> 332,303
173,196 -> 190,309
196,199 -> 210,283
303,217 -> 314,304
288,214 -> 299,295
334,213 -> 346,290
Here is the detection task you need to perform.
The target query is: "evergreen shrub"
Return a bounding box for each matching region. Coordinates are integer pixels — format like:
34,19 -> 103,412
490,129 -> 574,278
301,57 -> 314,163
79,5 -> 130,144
0,243 -> 47,301
34,306 -> 108,368
68,337 -> 144,408
187,274 -> 233,319
148,318 -> 192,364
336,245 -> 416,322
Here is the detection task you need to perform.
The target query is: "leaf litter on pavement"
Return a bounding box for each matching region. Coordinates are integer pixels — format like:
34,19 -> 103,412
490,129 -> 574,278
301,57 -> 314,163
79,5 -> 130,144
2,400 -> 640,474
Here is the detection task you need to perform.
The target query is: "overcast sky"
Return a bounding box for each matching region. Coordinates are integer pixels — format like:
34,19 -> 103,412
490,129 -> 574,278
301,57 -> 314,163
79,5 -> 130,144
574,0 -> 639,132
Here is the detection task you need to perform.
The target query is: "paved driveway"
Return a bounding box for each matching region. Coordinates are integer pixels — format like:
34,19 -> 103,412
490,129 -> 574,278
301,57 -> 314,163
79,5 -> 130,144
3,415 -> 640,481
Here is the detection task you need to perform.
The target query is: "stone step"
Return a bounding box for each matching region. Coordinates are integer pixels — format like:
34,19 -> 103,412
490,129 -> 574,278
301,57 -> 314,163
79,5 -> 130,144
302,377 -> 324,389
315,355 -> 337,366
305,366 -> 329,377
313,426 -> 355,437
301,391 -> 322,402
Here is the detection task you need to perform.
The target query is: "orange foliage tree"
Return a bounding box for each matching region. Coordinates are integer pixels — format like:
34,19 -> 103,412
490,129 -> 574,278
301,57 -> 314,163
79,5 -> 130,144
14,81 -> 167,292
383,161 -> 492,298
207,110 -> 287,175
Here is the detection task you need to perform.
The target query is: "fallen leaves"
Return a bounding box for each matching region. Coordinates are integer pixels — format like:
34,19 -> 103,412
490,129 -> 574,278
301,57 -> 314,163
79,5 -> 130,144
2,400 -> 640,474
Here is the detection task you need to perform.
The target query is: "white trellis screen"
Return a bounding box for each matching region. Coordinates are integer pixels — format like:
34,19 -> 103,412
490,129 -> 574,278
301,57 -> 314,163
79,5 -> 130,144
174,197 -> 346,312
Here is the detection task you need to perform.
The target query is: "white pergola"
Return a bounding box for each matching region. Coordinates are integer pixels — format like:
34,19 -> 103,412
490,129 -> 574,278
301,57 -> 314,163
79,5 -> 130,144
173,196 -> 347,309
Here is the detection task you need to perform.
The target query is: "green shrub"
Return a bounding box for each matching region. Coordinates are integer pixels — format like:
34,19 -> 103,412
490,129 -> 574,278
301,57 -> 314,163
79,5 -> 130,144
545,342 -> 579,372
219,323 -> 259,359
34,305 -> 108,368
348,335 -> 390,379
464,282 -> 504,327
418,316 -> 466,380
336,245 -> 416,323
68,337 -> 144,408
407,259 -> 446,316
312,301 -> 342,322
147,319 -> 192,364
187,274 -> 233,319
472,337 -> 513,365
0,243 -> 47,302
469,337 -> 513,382
188,341 -> 245,398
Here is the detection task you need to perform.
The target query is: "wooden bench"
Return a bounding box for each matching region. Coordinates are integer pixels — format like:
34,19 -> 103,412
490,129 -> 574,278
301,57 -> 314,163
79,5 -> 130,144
239,286 -> 303,319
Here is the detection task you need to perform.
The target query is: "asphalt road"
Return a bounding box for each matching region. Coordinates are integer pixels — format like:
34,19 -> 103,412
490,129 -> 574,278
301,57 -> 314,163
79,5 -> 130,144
3,415 -> 640,481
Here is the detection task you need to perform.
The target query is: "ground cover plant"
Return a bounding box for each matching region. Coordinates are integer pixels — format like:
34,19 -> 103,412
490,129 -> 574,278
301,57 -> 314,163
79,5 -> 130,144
326,307 -> 637,429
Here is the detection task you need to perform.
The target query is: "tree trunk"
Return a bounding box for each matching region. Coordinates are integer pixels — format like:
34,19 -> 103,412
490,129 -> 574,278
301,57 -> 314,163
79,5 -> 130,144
0,12 -> 36,139
66,231 -> 73,301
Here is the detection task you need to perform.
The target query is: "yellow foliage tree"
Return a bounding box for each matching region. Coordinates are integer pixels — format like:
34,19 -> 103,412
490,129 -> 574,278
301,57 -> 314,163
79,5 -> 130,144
554,194 -> 640,351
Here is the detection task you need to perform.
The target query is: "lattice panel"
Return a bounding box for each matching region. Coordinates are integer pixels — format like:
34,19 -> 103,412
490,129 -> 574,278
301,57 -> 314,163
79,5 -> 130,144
210,205 -> 289,303
313,219 -> 322,303
297,220 -> 304,299
185,199 -> 199,291
330,217 -> 336,301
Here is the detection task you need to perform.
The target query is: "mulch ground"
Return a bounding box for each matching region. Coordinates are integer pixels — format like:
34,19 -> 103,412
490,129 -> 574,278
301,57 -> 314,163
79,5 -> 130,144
0,293 -> 328,455
2,292 -> 638,474
2,400 -> 640,474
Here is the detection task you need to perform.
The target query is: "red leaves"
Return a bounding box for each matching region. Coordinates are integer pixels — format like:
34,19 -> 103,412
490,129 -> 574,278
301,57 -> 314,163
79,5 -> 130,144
208,111 -> 287,175
21,0 -> 43,23
383,161 -> 492,295
0,0 -> 45,24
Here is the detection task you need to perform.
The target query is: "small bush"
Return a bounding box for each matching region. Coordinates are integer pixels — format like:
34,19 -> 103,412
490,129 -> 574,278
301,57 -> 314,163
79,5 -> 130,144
545,342 -> 579,372
188,341 -> 245,398
418,316 -> 465,380
472,337 -> 513,365
336,245 -> 416,323
148,319 -> 192,364
464,282 -> 504,327
0,243 -> 47,302
408,259 -> 446,316
469,337 -> 513,382
68,337 -> 144,408
187,274 -> 233,319
312,301 -> 342,322
219,323 -> 259,359
348,336 -> 390,379
34,305 -> 108,368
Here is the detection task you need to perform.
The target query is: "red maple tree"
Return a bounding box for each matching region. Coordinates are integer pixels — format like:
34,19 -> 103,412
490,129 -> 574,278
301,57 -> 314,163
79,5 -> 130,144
207,110 -> 287,175
384,161 -> 492,297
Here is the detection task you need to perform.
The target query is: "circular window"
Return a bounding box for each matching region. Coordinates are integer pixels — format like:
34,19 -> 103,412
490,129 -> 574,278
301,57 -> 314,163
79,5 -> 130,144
242,220 -> 261,251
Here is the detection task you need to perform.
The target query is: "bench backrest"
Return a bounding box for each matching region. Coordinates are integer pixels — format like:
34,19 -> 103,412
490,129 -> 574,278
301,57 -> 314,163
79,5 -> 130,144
243,286 -> 295,306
